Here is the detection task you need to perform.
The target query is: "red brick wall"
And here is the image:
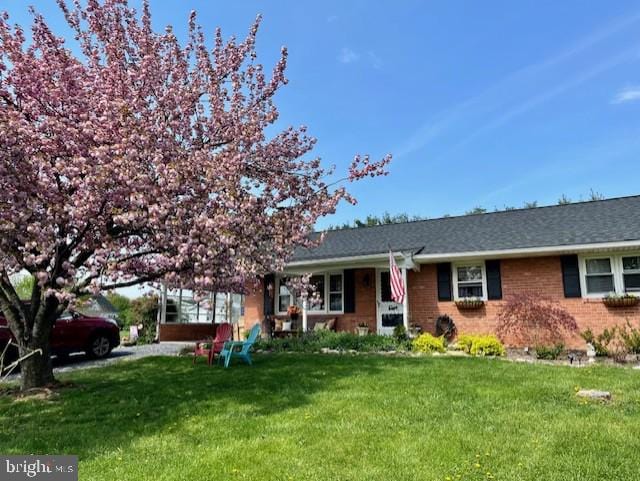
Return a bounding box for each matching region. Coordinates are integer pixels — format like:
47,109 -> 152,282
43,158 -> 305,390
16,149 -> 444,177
408,256 -> 640,348
243,257 -> 640,348
335,268 -> 377,333
243,285 -> 264,333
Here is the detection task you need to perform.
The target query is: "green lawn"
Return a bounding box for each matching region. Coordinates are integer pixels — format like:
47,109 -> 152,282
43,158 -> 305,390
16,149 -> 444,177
1,354 -> 639,481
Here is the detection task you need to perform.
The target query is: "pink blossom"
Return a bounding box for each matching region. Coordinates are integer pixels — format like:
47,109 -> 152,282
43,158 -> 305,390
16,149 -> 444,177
0,0 -> 390,368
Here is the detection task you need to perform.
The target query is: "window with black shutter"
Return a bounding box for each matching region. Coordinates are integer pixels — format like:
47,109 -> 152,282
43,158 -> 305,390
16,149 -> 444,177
437,263 -> 452,301
486,260 -> 502,300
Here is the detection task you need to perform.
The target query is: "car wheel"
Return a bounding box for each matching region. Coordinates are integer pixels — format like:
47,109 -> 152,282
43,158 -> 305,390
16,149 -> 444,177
87,334 -> 112,359
55,352 -> 70,363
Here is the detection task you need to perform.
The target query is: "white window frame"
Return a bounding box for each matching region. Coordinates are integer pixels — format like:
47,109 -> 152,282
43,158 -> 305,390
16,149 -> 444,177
327,272 -> 344,314
275,271 -> 344,315
578,252 -> 640,298
275,277 -> 294,314
304,274 -> 328,314
452,261 -> 487,301
621,254 -> 640,293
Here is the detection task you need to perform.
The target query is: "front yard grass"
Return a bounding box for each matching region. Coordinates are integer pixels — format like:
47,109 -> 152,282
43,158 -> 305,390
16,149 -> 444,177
1,354 -> 639,480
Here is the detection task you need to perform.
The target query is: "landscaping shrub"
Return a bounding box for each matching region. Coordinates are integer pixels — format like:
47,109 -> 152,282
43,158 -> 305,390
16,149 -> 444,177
609,337 -> 629,364
254,330 -> 408,353
580,328 -> 616,357
496,294 -> 578,347
535,344 -> 564,360
456,333 -> 475,354
393,325 -> 408,342
619,320 -> 640,355
105,292 -> 132,328
130,295 -> 159,344
468,335 -> 505,357
454,333 -> 505,356
412,333 -> 446,354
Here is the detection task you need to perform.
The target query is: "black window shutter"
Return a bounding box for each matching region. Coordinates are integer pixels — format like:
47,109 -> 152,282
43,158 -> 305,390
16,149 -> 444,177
437,263 -> 452,301
263,274 -> 275,316
344,269 -> 356,313
561,255 -> 581,298
486,260 -> 502,300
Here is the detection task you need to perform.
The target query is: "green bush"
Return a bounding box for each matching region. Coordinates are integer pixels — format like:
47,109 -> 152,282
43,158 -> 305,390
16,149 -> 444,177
105,292 -> 132,328
456,334 -> 475,354
392,325 -> 408,342
455,333 -> 506,357
581,328 -> 616,356
254,330 -> 409,354
535,344 -> 564,360
412,333 -> 446,354
469,335 -> 505,356
619,320 -> 640,355
130,295 -> 159,344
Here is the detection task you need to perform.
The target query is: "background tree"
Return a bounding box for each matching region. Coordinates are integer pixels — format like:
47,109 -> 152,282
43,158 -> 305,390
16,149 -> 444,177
105,292 -> 132,328
327,211 -> 426,230
0,1 -> 389,389
587,188 -> 605,201
465,206 -> 487,215
129,295 -> 159,344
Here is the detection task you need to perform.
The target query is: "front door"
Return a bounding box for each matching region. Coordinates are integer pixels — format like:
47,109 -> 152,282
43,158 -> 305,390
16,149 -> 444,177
376,269 -> 404,335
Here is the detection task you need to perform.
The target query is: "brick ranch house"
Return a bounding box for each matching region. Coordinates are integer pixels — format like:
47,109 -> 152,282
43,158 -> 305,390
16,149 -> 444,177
244,195 -> 640,348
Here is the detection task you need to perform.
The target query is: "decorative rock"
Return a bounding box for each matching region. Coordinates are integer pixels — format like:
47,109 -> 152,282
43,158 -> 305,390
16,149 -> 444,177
319,348 -> 340,355
576,389 -> 611,400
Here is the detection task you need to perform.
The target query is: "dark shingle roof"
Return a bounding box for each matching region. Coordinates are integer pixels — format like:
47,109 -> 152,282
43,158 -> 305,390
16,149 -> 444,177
292,195 -> 640,262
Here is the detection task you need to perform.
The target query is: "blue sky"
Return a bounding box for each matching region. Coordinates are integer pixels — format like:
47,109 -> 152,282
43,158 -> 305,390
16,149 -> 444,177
6,1 -> 640,229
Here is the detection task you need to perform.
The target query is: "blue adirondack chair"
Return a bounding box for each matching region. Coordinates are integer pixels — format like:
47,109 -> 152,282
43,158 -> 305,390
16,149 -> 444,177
218,323 -> 261,368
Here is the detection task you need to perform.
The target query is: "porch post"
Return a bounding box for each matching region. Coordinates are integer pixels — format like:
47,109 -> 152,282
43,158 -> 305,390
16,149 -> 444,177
160,283 -> 167,324
302,299 -> 308,332
402,267 -> 409,331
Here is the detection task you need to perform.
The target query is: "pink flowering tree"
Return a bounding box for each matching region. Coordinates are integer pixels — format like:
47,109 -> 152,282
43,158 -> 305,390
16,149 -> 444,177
0,0 -> 390,390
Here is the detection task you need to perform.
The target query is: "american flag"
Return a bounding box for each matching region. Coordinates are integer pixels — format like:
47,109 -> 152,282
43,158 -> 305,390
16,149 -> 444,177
389,250 -> 405,304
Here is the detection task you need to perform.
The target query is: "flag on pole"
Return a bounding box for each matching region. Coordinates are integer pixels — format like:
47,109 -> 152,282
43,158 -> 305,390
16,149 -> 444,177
389,249 -> 405,304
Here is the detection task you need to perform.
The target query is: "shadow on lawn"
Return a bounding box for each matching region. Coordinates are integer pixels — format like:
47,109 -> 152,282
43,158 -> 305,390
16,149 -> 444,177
0,353 -> 384,459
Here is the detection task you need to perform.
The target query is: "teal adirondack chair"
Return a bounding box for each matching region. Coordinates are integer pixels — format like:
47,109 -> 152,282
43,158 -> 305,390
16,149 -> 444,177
219,323 -> 261,368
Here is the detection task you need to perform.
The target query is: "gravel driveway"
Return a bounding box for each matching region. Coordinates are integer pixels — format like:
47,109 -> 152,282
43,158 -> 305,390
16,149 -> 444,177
2,342 -> 193,382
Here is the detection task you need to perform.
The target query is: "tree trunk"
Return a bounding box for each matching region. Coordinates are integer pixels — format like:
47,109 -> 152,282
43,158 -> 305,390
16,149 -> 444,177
0,294 -> 60,391
19,340 -> 55,390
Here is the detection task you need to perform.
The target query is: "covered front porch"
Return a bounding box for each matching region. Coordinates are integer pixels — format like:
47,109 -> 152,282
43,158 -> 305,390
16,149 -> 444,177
257,252 -> 419,336
157,286 -> 245,341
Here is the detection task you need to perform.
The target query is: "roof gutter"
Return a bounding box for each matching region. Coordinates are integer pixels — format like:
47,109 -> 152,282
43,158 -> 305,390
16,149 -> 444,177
286,251 -> 413,268
285,239 -> 640,268
412,240 -> 640,262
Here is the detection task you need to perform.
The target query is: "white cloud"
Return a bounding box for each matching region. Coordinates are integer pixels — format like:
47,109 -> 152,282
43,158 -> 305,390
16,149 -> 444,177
394,9 -> 640,159
612,86 -> 640,104
338,47 -> 359,64
367,51 -> 383,69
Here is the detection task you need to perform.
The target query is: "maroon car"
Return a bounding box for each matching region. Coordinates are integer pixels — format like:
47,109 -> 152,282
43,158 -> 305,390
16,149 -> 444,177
0,312 -> 120,362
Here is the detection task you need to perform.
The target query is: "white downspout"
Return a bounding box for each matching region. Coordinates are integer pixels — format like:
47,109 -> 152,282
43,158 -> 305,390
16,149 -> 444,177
302,299 -> 308,332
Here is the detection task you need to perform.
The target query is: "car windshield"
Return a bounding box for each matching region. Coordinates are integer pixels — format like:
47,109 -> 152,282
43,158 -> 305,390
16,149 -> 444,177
58,311 -> 76,321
